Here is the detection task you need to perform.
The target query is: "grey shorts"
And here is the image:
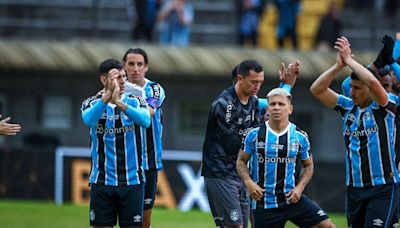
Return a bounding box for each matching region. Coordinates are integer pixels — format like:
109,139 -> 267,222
204,177 -> 250,227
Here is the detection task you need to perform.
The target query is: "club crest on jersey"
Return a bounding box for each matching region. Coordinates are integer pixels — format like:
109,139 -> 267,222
364,111 -> 373,121
289,141 -> 299,151
230,209 -> 240,222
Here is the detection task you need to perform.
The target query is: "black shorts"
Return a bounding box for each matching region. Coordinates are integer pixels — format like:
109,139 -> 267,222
89,183 -> 144,227
144,169 -> 158,210
346,184 -> 398,228
253,195 -> 329,228
204,177 -> 250,227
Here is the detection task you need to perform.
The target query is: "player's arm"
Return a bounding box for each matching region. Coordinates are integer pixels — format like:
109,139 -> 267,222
237,149 -> 265,201
146,83 -> 166,117
309,59 -> 342,108
394,32 -> 400,60
81,96 -> 108,127
279,60 -> 300,90
337,37 -> 388,106
286,156 -> 314,204
121,96 -> 151,128
259,61 -> 300,112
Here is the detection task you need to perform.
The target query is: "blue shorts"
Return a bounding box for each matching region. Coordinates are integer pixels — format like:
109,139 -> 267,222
253,195 -> 329,228
89,183 -> 144,227
346,184 -> 398,228
144,169 -> 158,210
204,177 -> 250,227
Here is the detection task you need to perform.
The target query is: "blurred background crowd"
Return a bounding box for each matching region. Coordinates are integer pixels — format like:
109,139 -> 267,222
0,0 -> 397,50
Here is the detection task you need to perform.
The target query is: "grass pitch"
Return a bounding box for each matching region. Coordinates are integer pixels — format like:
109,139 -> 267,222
0,200 -> 347,227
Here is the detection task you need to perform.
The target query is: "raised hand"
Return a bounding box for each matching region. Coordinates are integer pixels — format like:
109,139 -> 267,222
382,35 -> 395,65
279,60 -> 300,88
382,35 -> 394,47
111,78 -> 121,104
0,115 -> 22,136
334,36 -> 352,63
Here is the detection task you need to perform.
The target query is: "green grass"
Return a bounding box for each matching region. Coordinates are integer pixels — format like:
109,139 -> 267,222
0,200 -> 347,227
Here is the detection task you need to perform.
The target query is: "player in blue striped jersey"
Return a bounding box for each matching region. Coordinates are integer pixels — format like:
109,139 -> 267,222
81,59 -> 150,228
311,37 -> 399,227
237,88 -> 334,227
123,48 -> 166,228
202,60 -> 300,228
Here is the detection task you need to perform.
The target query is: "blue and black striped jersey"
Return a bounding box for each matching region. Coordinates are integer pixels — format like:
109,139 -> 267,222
141,79 -> 166,171
244,121 -> 311,209
334,95 -> 399,187
81,93 -> 149,186
202,86 -> 259,181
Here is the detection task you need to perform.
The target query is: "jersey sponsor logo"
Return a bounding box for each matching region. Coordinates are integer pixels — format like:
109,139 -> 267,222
264,156 -> 295,164
257,153 -> 264,163
100,113 -> 121,120
151,84 -> 161,99
270,144 -> 284,150
229,209 -> 240,222
372,218 -> 383,226
90,209 -> 95,221
238,127 -> 253,137
133,215 -> 142,223
95,124 -> 135,134
225,101 -> 233,123
344,125 -> 379,137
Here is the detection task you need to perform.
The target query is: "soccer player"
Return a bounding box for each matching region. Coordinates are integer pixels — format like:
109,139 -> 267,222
201,59 -> 299,228
81,59 -> 150,228
0,115 -> 21,135
123,48 -> 166,228
236,88 -> 335,228
310,36 -> 399,227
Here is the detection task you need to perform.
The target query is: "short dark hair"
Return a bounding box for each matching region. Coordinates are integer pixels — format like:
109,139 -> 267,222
350,65 -> 374,81
122,48 -> 148,64
231,65 -> 239,83
237,59 -> 263,78
98,59 -> 123,77
377,68 -> 390,78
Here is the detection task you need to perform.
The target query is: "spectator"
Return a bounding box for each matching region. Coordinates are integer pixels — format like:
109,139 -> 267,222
126,0 -> 162,42
239,0 -> 264,47
157,0 -> 194,47
274,0 -> 300,49
315,1 -> 342,51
